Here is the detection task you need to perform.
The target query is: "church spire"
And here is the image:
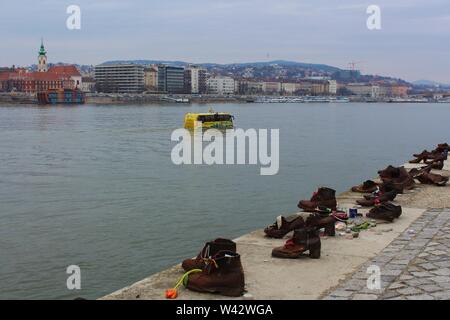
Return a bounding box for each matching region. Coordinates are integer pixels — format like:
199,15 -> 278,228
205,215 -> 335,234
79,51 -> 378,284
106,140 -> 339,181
39,37 -> 47,56
38,38 -> 48,72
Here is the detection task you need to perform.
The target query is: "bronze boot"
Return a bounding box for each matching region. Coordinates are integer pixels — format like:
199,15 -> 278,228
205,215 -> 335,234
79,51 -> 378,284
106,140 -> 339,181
272,228 -> 321,259
186,251 -> 245,297
182,239 -> 236,272
298,187 -> 337,212
264,214 -> 306,239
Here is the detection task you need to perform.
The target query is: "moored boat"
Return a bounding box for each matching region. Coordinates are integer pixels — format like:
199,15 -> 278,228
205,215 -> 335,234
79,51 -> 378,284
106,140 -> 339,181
37,88 -> 85,105
184,109 -> 234,129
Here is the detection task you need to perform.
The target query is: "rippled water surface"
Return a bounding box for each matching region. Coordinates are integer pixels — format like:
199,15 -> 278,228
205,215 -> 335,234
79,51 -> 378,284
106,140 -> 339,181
0,102 -> 449,299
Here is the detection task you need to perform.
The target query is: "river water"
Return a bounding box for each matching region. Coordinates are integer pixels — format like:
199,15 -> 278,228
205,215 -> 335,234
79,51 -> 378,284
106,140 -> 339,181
0,102 -> 449,299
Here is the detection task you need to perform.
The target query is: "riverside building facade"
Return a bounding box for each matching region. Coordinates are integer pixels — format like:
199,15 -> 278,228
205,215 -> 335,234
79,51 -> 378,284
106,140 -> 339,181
184,66 -> 207,94
157,65 -> 185,94
207,76 -> 235,95
0,41 -> 81,94
94,64 -> 145,93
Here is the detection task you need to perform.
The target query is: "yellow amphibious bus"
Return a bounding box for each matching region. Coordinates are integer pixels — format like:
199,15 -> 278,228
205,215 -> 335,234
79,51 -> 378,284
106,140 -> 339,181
184,111 -> 234,129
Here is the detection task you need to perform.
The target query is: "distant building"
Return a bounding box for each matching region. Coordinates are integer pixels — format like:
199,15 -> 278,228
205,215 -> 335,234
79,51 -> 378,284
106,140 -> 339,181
310,81 -> 329,96
48,65 -> 82,88
207,76 -> 235,95
184,66 -> 207,94
281,82 -> 305,95
81,76 -> 96,93
334,69 -> 361,80
328,80 -> 337,95
157,65 -> 185,94
0,41 -> 80,94
390,85 -> 409,97
0,69 -> 72,93
144,66 -> 158,91
262,82 -> 282,95
345,83 -> 380,98
94,64 -> 145,93
235,80 -> 263,95
281,80 -> 335,96
345,83 -> 409,98
37,39 -> 48,72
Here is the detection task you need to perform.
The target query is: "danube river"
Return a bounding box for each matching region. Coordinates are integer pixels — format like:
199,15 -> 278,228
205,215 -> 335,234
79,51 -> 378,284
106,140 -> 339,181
0,102 -> 449,299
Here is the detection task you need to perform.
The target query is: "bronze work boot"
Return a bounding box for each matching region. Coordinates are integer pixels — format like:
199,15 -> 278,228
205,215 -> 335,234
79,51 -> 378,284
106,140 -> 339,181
379,166 -> 415,192
417,172 -> 449,186
431,160 -> 444,170
435,143 -> 450,154
298,187 -> 337,212
357,189 -> 398,207
306,214 -> 336,236
272,228 -> 321,259
366,202 -> 402,222
351,180 -> 378,193
378,165 -> 398,179
182,239 -> 236,272
185,251 -> 245,297
408,165 -> 432,178
264,214 -> 306,238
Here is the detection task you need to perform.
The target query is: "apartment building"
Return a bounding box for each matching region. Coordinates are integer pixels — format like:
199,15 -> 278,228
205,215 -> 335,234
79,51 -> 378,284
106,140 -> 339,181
184,66 -> 207,94
94,64 -> 145,93
207,76 -> 235,95
157,65 -> 185,94
144,66 -> 158,91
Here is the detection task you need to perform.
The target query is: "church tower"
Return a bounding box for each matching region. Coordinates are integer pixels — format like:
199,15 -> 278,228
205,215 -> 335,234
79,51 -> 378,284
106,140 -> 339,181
38,39 -> 48,72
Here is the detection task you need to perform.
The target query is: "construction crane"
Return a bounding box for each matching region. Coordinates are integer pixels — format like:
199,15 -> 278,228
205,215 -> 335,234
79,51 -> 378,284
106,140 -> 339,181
348,61 -> 363,72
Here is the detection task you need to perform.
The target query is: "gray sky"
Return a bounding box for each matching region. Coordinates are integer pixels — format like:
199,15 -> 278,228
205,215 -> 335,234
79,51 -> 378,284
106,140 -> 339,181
1,0 -> 450,83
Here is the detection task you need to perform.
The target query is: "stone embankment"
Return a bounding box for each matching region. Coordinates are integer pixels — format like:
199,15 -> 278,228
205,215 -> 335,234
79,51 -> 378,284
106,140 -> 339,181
101,159 -> 449,300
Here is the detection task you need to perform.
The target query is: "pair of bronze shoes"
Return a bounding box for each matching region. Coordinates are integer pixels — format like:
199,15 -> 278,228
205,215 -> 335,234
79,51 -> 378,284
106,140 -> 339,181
181,239 -> 245,297
264,211 -> 337,239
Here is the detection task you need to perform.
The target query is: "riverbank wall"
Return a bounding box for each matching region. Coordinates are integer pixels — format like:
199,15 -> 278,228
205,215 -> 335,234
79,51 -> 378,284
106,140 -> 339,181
101,158 -> 450,300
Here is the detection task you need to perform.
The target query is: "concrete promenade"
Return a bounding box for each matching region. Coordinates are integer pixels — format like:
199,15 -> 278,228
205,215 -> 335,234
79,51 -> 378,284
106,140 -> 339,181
102,160 -> 449,300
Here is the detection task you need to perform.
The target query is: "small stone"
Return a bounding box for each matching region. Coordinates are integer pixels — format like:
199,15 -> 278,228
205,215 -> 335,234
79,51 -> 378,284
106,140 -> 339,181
387,296 -> 405,300
330,290 -> 353,297
391,259 -> 410,265
431,276 -> 450,284
405,294 -> 434,300
419,263 -> 437,271
430,291 -> 450,300
397,287 -> 422,295
243,293 -> 254,300
411,271 -> 432,278
388,282 -> 406,290
431,268 -> 450,276
430,250 -> 447,256
420,284 -> 442,293
324,296 -> 350,300
382,269 -> 403,277
352,293 -> 378,300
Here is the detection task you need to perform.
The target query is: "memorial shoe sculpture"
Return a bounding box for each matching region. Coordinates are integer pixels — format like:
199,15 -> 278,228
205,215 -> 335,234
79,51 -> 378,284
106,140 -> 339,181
272,227 -> 321,259
185,251 -> 245,297
182,238 -> 236,272
297,187 -> 337,212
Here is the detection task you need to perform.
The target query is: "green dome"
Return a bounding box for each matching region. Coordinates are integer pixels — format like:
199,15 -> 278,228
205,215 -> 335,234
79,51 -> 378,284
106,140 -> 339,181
38,40 -> 46,56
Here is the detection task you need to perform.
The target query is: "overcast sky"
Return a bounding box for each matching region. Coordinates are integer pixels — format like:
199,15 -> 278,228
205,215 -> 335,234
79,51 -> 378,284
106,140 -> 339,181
1,0 -> 449,83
